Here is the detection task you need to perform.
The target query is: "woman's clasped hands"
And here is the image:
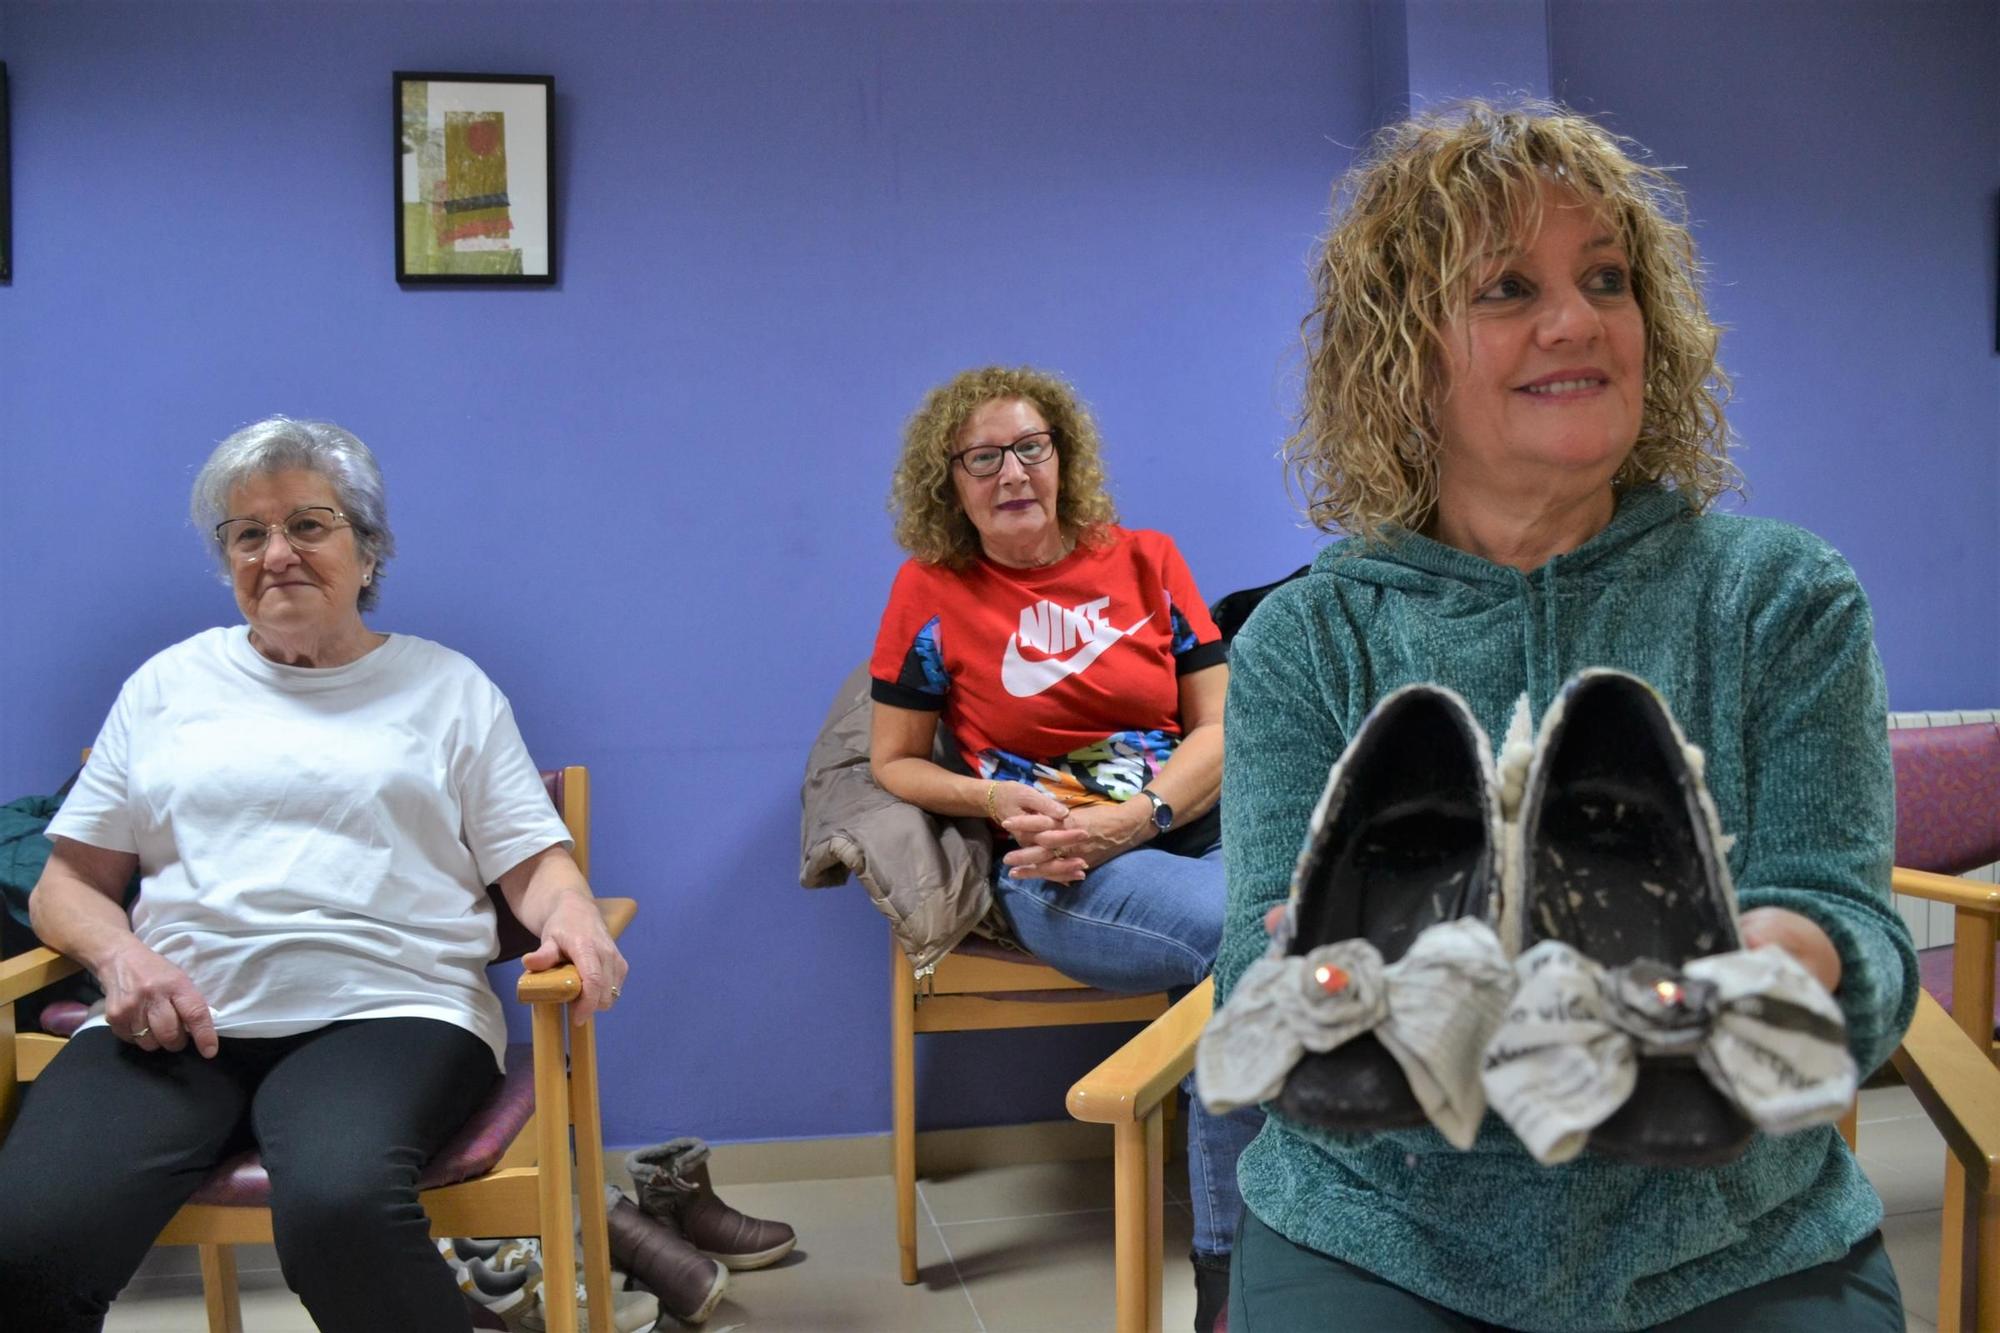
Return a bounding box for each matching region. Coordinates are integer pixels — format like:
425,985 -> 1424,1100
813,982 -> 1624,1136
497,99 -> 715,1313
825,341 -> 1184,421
998,785 -> 1153,885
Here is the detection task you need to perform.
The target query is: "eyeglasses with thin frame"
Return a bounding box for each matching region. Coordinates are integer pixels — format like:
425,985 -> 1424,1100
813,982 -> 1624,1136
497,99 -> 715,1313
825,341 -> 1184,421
948,431 -> 1057,479
214,507 -> 352,563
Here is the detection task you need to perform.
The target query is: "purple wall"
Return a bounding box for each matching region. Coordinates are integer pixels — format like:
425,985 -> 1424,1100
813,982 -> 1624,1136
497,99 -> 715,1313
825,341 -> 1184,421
1549,0 -> 2000,712
1398,0 -> 1552,105
0,1 -> 1364,1144
1,1 -> 1993,1148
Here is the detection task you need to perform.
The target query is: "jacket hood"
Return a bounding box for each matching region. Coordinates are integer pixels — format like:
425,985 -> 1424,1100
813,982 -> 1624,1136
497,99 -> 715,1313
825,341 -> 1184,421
1312,485 -> 1694,593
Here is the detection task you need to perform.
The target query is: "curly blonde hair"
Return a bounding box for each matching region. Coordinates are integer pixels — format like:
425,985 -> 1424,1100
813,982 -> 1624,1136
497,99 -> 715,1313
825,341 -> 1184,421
1288,99 -> 1738,544
890,365 -> 1120,567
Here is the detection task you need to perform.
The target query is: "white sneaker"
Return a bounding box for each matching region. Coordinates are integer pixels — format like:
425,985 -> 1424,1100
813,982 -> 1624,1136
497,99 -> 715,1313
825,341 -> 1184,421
456,1235 -> 542,1274
455,1253 -> 537,1320
518,1271 -> 660,1333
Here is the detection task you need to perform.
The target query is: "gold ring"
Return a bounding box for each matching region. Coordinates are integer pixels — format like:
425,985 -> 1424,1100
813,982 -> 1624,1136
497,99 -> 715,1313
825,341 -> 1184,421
610,985 -> 621,997
132,1026 -> 151,1039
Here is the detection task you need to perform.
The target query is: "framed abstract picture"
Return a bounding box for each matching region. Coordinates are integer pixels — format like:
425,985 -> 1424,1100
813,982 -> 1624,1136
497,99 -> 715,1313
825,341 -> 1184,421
395,72 -> 554,284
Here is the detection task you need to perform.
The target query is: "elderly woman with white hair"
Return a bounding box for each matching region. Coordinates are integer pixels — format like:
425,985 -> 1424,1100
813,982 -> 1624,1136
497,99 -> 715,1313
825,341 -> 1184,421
0,417 -> 627,1333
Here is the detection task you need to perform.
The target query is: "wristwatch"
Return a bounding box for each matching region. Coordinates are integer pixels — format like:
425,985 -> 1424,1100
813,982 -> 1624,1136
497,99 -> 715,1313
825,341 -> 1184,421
1139,788 -> 1174,835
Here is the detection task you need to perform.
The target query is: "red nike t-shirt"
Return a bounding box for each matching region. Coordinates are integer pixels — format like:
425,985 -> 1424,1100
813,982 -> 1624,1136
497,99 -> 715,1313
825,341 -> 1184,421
868,526 -> 1225,806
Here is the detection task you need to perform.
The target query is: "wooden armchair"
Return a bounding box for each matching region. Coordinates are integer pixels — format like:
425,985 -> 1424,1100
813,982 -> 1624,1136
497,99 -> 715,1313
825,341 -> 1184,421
1073,979 -> 2000,1333
893,936 -> 1169,1282
1066,975 -> 1212,1333
0,765 -> 633,1333
887,575 -> 1312,1286
1070,720 -> 2000,1333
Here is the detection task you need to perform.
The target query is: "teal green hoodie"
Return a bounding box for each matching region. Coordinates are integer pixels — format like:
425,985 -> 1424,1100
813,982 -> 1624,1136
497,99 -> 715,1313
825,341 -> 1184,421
1218,486 -> 1916,1331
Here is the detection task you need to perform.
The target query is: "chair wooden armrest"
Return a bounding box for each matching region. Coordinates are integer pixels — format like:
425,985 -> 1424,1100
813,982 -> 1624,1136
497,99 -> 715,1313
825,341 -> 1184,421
1066,977 -> 1214,1333
0,944 -> 81,1006
513,898 -> 637,1004
1896,991 -> 2000,1183
1067,977 -> 1213,1126
1891,867 -> 1999,1062
1894,867 -> 2000,914
1893,989 -> 2000,1332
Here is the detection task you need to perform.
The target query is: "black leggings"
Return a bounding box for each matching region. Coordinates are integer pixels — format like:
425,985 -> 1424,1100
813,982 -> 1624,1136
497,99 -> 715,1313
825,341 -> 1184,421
0,1018 -> 497,1333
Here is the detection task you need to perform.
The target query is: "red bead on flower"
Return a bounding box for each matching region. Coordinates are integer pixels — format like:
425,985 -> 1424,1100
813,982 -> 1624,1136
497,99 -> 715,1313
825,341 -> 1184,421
1314,964 -> 1350,995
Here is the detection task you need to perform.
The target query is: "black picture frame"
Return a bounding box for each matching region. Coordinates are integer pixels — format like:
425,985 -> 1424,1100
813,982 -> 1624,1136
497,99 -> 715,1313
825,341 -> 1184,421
2,62 -> 12,284
394,72 -> 555,285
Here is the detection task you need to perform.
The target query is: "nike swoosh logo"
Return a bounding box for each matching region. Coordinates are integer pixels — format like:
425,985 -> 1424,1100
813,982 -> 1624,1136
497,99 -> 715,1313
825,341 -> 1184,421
1000,613 -> 1152,698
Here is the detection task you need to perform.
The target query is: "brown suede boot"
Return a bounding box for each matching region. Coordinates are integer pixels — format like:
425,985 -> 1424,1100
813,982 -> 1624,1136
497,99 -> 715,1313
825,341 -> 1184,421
626,1138 -> 797,1270
603,1186 -> 728,1325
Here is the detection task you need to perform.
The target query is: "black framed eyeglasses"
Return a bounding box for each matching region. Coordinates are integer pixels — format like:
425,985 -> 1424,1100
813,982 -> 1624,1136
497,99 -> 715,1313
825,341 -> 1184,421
948,431 -> 1057,478
214,506 -> 351,562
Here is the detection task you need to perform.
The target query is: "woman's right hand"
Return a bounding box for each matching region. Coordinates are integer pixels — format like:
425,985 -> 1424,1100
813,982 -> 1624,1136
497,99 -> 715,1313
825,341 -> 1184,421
99,938 -> 219,1058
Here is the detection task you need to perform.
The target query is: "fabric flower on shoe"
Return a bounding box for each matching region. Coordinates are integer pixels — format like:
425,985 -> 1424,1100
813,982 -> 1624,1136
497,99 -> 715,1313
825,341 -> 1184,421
1198,918 -> 1512,1148
1483,940 -> 1855,1166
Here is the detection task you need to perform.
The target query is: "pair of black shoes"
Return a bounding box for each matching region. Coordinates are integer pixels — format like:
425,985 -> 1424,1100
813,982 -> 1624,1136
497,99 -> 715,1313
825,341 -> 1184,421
1199,670 -> 1852,1167
1196,680 -> 1513,1152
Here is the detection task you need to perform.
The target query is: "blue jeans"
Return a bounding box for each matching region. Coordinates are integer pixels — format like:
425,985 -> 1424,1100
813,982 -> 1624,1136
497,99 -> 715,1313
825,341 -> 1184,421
993,840 -> 1261,1257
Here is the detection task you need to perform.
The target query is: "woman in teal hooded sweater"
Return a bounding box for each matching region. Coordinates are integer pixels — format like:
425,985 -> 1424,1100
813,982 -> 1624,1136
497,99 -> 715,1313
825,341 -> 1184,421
1218,101 -> 1916,1331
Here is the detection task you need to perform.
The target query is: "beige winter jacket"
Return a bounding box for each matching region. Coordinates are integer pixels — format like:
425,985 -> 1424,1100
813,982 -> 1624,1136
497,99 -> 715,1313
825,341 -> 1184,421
798,664 -> 994,971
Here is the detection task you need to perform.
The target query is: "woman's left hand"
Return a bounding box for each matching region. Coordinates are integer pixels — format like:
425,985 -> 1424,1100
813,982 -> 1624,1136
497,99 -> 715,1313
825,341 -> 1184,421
522,890 -> 630,1024
1738,906 -> 1842,993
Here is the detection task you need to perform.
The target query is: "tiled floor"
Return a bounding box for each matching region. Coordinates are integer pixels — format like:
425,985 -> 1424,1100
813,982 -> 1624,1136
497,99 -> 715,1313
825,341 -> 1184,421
105,1084 -> 1946,1331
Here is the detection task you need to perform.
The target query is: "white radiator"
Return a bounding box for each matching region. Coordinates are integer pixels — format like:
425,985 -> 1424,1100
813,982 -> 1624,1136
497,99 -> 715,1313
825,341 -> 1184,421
1886,710 -> 2000,950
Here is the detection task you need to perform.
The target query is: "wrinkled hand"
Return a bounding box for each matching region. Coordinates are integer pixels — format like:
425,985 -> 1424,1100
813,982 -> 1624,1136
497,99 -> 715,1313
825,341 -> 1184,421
1739,907 -> 1842,993
522,891 -> 630,1025
100,938 -> 218,1058
1003,800 -> 1150,882
1000,808 -> 1086,883
997,780 -> 1086,885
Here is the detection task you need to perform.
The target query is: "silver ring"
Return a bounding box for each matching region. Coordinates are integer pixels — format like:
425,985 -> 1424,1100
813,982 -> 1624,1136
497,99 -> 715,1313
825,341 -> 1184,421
131,1026 -> 151,1039
610,985 -> 621,997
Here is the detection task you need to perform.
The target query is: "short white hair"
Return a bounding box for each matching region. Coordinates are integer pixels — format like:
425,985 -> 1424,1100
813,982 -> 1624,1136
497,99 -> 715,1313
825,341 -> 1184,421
190,417 -> 396,610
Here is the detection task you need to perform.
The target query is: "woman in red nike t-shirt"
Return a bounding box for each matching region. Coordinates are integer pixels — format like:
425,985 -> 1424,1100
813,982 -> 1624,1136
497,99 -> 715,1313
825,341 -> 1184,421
868,365 -> 1257,1332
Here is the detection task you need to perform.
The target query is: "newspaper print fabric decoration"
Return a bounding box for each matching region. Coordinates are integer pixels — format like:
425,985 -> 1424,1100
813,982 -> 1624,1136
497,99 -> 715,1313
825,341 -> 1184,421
1198,917 -> 1514,1148
1482,939 -> 1855,1165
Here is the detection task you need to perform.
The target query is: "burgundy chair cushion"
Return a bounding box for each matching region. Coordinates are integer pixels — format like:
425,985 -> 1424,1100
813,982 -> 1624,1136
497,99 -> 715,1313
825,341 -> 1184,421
1891,724 -> 2000,875
950,934 -> 1040,964
38,1000 -> 90,1037
185,1042 -> 536,1206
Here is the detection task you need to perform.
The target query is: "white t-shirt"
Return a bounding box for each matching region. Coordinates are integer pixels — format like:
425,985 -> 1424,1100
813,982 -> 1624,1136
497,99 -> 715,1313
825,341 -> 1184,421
47,626 -> 572,1068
